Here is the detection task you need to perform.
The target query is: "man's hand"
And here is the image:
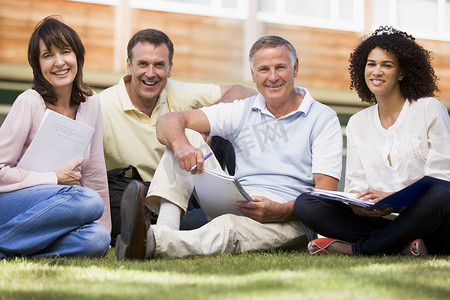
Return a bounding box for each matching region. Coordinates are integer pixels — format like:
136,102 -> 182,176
218,85 -> 257,103
173,144 -> 205,174
235,196 -> 295,223
56,158 -> 84,185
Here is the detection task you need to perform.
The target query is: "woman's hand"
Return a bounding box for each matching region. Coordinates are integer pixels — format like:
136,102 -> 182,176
350,189 -> 394,217
349,204 -> 393,217
357,189 -> 393,203
56,157 -> 84,185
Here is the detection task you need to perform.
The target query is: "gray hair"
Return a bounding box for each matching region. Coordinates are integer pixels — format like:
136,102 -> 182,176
249,35 -> 297,71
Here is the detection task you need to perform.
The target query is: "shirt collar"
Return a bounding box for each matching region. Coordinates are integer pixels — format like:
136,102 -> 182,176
118,74 -> 167,112
252,86 -> 315,118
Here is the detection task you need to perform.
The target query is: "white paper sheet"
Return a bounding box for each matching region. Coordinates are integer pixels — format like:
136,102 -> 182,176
193,168 -> 252,220
17,109 -> 95,172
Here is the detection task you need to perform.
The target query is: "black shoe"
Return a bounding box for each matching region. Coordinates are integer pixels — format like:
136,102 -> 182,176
115,180 -> 149,260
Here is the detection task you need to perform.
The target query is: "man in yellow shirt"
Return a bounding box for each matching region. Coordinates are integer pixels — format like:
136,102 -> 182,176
100,29 -> 256,243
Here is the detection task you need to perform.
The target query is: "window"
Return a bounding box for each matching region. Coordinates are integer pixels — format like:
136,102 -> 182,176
69,0 -> 119,4
70,0 -> 245,18
372,0 -> 450,41
257,0 -> 364,32
130,0 -> 248,19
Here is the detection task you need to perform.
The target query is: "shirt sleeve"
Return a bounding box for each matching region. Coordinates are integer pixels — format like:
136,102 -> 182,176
344,116 -> 369,192
79,93 -> 112,232
311,115 -> 343,180
0,92 -> 57,193
201,100 -> 247,140
168,81 -> 222,111
423,98 -> 450,180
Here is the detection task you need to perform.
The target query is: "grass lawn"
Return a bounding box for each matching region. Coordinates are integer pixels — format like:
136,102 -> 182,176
1,249 -> 449,300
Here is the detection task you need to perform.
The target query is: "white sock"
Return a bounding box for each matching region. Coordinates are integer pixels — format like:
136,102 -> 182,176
156,199 -> 182,230
145,226 -> 156,259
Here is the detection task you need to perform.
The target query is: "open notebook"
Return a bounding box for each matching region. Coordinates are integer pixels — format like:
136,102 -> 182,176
311,176 -> 449,212
17,109 -> 95,172
193,168 -> 253,220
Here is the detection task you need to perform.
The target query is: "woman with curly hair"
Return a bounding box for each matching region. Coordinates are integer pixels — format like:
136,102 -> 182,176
294,26 -> 450,256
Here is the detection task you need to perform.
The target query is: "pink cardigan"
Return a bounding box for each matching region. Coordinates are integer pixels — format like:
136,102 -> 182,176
0,89 -> 111,232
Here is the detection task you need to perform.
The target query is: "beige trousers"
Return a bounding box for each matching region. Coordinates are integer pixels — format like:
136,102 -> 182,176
145,129 -> 308,258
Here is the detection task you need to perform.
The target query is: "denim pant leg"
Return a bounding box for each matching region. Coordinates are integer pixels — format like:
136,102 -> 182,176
0,185 -> 110,258
355,183 -> 450,255
294,193 -> 390,243
33,223 -> 110,258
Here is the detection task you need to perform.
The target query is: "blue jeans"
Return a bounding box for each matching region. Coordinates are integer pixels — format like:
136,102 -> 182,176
294,183 -> 450,255
0,185 -> 110,258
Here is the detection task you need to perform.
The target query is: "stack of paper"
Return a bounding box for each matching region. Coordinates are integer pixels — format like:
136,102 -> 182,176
310,189 -> 372,208
17,109 -> 95,172
310,176 -> 449,212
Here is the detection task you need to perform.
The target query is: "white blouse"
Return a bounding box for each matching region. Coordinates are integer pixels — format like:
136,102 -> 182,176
345,97 -> 450,193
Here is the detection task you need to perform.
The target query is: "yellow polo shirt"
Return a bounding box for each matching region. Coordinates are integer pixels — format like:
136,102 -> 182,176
99,75 -> 221,181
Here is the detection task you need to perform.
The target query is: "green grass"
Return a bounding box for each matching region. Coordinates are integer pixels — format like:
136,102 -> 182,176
1,249 -> 449,300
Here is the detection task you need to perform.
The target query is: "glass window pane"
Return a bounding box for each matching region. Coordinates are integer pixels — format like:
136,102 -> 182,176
255,0 -> 363,31
165,0 -> 211,5
446,0 -> 450,33
259,0 -> 275,12
372,0 -> 389,26
222,0 -> 236,8
398,0 -> 437,31
340,0 -> 353,21
286,0 -> 329,18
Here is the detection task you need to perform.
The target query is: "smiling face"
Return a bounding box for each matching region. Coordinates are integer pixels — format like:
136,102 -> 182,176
364,47 -> 404,100
127,41 -> 172,106
251,45 -> 298,105
39,39 -> 77,93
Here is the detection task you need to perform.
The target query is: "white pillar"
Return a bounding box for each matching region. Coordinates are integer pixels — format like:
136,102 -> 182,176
114,0 -> 132,72
243,0 -> 264,82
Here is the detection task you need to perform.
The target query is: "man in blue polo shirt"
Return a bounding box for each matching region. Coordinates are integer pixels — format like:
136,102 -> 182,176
115,35 -> 343,260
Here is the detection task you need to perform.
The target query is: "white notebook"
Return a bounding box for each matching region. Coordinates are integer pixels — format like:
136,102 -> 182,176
17,109 -> 95,172
193,168 -> 253,220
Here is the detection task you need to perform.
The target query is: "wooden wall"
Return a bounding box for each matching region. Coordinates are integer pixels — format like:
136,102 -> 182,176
1,0 -> 450,105
266,24 -> 360,92
420,39 -> 450,98
0,0 -> 245,82
131,9 -> 245,81
0,0 -> 115,71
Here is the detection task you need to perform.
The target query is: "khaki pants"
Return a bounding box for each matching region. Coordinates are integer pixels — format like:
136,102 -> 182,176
146,129 -> 308,258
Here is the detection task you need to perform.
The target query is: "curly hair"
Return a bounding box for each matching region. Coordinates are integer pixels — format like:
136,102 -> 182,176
349,26 -> 439,104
